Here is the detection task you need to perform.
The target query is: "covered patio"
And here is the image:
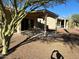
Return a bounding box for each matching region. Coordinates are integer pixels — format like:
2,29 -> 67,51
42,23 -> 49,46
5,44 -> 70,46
17,10 -> 58,36
57,18 -> 68,29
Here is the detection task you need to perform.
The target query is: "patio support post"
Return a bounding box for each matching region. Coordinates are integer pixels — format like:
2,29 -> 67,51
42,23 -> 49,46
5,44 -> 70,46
44,14 -> 47,36
64,20 -> 66,29
34,18 -> 37,29
28,19 -> 31,29
55,18 -> 58,34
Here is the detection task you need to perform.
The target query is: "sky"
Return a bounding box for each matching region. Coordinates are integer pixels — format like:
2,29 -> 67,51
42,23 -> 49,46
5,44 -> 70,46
47,0 -> 79,18
3,0 -> 79,18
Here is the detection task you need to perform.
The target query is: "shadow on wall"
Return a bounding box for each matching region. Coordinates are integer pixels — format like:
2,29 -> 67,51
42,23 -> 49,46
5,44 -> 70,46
37,22 -> 48,30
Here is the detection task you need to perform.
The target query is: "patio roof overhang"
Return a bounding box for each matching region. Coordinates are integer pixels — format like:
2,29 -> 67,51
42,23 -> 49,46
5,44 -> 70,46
25,10 -> 58,19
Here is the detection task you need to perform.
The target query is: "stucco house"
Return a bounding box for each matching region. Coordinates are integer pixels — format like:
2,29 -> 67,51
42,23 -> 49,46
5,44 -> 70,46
17,10 -> 68,33
57,17 -> 68,29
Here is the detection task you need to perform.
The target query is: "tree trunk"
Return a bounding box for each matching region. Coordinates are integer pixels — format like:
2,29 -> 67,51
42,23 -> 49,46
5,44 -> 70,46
17,22 -> 21,33
1,34 -> 12,55
2,39 -> 8,55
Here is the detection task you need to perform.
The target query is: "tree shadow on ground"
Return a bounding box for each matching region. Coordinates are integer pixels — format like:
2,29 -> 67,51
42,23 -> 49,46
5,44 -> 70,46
40,29 -> 79,49
57,29 -> 79,46
60,33 -> 79,49
2,29 -> 79,57
5,35 -> 41,56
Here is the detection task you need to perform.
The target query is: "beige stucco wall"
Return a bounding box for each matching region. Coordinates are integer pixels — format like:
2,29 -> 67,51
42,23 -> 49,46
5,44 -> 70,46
37,17 -> 57,30
47,17 -> 57,30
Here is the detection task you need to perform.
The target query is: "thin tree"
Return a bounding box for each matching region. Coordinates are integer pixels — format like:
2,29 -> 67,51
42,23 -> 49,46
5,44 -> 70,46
0,0 -> 66,55
71,14 -> 79,26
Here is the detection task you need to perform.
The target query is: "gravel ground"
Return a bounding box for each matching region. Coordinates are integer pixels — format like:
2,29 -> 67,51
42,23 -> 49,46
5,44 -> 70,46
3,40 -> 79,59
0,29 -> 79,59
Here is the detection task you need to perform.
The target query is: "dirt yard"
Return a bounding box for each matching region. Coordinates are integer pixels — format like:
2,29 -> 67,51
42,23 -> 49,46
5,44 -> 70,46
3,40 -> 79,59
0,29 -> 79,59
